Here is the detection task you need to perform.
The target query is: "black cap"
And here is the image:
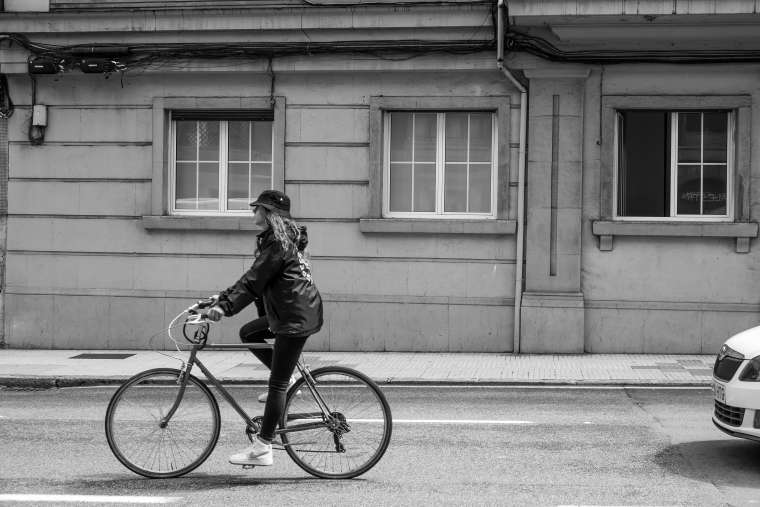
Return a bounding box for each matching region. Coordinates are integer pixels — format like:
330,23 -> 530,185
250,190 -> 291,218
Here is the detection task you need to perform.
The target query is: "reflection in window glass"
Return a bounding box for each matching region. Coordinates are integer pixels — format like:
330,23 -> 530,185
227,162 -> 249,210
414,163 -> 436,212
469,113 -> 492,163
703,165 -> 728,215
469,163 -> 491,213
676,164 -> 701,215
703,112 -> 728,163
228,121 -> 250,162
175,162 -> 197,210
677,112 -> 701,164
175,121 -> 197,161
197,121 -> 220,161
390,113 -> 413,161
415,114 -> 437,163
445,113 -> 468,163
444,164 -> 467,212
390,163 -> 412,212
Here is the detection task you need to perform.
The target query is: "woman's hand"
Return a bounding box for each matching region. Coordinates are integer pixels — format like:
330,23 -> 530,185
206,306 -> 225,322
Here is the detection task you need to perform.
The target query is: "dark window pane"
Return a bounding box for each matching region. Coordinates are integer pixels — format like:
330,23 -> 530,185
227,162 -> 249,210
677,112 -> 701,163
469,163 -> 491,213
252,121 -> 273,161
469,113 -> 492,163
198,162 -> 219,210
444,163 -> 467,212
618,111 -> 669,217
445,113 -> 468,163
413,163 -> 436,212
703,112 -> 728,163
390,163 -> 412,212
228,121 -> 250,162
703,164 -> 728,215
414,114 -> 437,163
390,113 -> 413,161
175,121 -> 197,161
677,165 -> 701,215
175,162 -> 197,209
198,121 -> 220,161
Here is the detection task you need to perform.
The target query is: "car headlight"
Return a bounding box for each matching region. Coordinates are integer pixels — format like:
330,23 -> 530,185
739,356 -> 760,381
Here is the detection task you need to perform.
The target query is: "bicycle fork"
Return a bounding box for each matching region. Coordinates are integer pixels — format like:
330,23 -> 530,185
159,350 -> 198,428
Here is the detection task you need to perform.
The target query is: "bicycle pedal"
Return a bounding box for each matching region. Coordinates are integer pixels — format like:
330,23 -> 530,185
241,464 -> 256,470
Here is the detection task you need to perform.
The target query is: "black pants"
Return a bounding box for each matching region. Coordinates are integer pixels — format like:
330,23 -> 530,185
240,317 -> 308,442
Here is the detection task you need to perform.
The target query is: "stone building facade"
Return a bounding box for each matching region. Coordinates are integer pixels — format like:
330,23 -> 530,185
1,0 -> 759,353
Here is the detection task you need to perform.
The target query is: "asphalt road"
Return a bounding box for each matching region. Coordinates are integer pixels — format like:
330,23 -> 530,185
1,385 -> 759,506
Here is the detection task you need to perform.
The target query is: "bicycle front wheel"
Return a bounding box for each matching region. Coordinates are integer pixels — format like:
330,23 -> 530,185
280,366 -> 392,479
105,368 -> 220,478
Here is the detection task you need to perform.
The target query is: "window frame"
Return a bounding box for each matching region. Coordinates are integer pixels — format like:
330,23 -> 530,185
601,95 -> 751,224
367,96 -> 512,227
149,96 -> 285,220
612,108 -> 735,222
382,111 -> 498,219
168,118 -> 275,216
594,95 -> 755,252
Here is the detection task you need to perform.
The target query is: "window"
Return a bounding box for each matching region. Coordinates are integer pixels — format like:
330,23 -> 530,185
383,111 -> 497,218
615,110 -> 733,220
170,111 -> 274,215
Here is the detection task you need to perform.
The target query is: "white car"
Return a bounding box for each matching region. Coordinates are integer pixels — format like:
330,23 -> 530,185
712,325 -> 760,443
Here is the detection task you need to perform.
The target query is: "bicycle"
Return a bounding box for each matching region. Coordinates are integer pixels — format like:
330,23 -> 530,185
104,298 -> 392,479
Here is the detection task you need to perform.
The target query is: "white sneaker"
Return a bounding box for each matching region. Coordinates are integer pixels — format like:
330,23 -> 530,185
229,437 -> 273,466
257,376 -> 301,403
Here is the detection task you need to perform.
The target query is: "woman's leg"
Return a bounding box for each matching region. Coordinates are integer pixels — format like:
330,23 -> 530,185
239,316 -> 275,369
259,335 -> 309,442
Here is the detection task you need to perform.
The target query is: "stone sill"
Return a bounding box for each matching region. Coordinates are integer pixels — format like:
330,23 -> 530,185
142,215 -> 263,231
591,220 -> 759,253
359,218 -> 516,235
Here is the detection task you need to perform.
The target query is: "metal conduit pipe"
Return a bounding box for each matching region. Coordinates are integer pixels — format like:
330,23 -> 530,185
496,0 -> 526,354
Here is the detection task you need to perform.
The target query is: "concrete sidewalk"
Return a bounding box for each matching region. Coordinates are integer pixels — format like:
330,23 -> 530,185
0,349 -> 717,387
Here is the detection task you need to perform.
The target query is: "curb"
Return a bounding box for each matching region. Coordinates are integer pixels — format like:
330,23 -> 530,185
0,376 -> 712,389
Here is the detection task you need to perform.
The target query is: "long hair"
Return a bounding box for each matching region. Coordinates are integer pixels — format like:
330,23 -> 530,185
258,209 -> 301,256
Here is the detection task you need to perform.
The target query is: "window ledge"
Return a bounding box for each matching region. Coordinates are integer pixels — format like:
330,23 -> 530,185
142,215 -> 263,231
591,220 -> 759,253
359,218 -> 516,235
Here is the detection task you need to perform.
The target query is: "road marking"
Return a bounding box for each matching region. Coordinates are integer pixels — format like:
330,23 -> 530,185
0,494 -> 181,504
353,419 -> 534,425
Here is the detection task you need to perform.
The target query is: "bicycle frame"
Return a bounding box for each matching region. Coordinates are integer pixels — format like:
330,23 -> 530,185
160,342 -> 334,437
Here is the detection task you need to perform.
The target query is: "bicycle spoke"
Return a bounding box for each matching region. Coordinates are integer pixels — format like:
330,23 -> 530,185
106,370 -> 220,478
283,368 -> 391,479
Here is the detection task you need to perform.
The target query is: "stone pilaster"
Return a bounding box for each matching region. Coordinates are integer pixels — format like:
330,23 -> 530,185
520,68 -> 589,353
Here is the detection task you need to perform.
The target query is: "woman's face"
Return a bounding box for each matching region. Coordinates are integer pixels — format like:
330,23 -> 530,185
252,205 -> 269,229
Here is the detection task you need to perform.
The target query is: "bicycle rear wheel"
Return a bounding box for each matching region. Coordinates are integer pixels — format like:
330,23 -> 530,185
105,368 -> 220,478
280,366 -> 392,479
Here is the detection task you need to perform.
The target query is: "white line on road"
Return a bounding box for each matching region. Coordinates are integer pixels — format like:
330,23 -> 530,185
358,419 -> 534,425
0,494 -> 182,504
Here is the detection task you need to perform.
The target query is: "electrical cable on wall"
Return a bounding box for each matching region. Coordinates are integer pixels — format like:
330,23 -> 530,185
0,74 -> 13,119
505,30 -> 760,64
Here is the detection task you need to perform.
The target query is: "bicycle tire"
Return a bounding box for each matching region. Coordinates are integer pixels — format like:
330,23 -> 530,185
280,366 -> 392,479
105,368 -> 221,478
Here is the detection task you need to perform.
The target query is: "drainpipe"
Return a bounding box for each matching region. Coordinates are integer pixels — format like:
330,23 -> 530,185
496,0 -> 527,354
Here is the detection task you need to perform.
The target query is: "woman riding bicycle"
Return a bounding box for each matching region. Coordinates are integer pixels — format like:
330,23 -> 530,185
206,189 -> 323,467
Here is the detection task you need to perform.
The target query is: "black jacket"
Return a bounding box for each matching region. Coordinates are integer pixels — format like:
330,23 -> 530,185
218,227 -> 323,337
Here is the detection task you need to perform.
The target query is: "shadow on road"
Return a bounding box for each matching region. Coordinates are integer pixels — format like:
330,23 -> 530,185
655,438 -> 760,487
45,474 -> 347,492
